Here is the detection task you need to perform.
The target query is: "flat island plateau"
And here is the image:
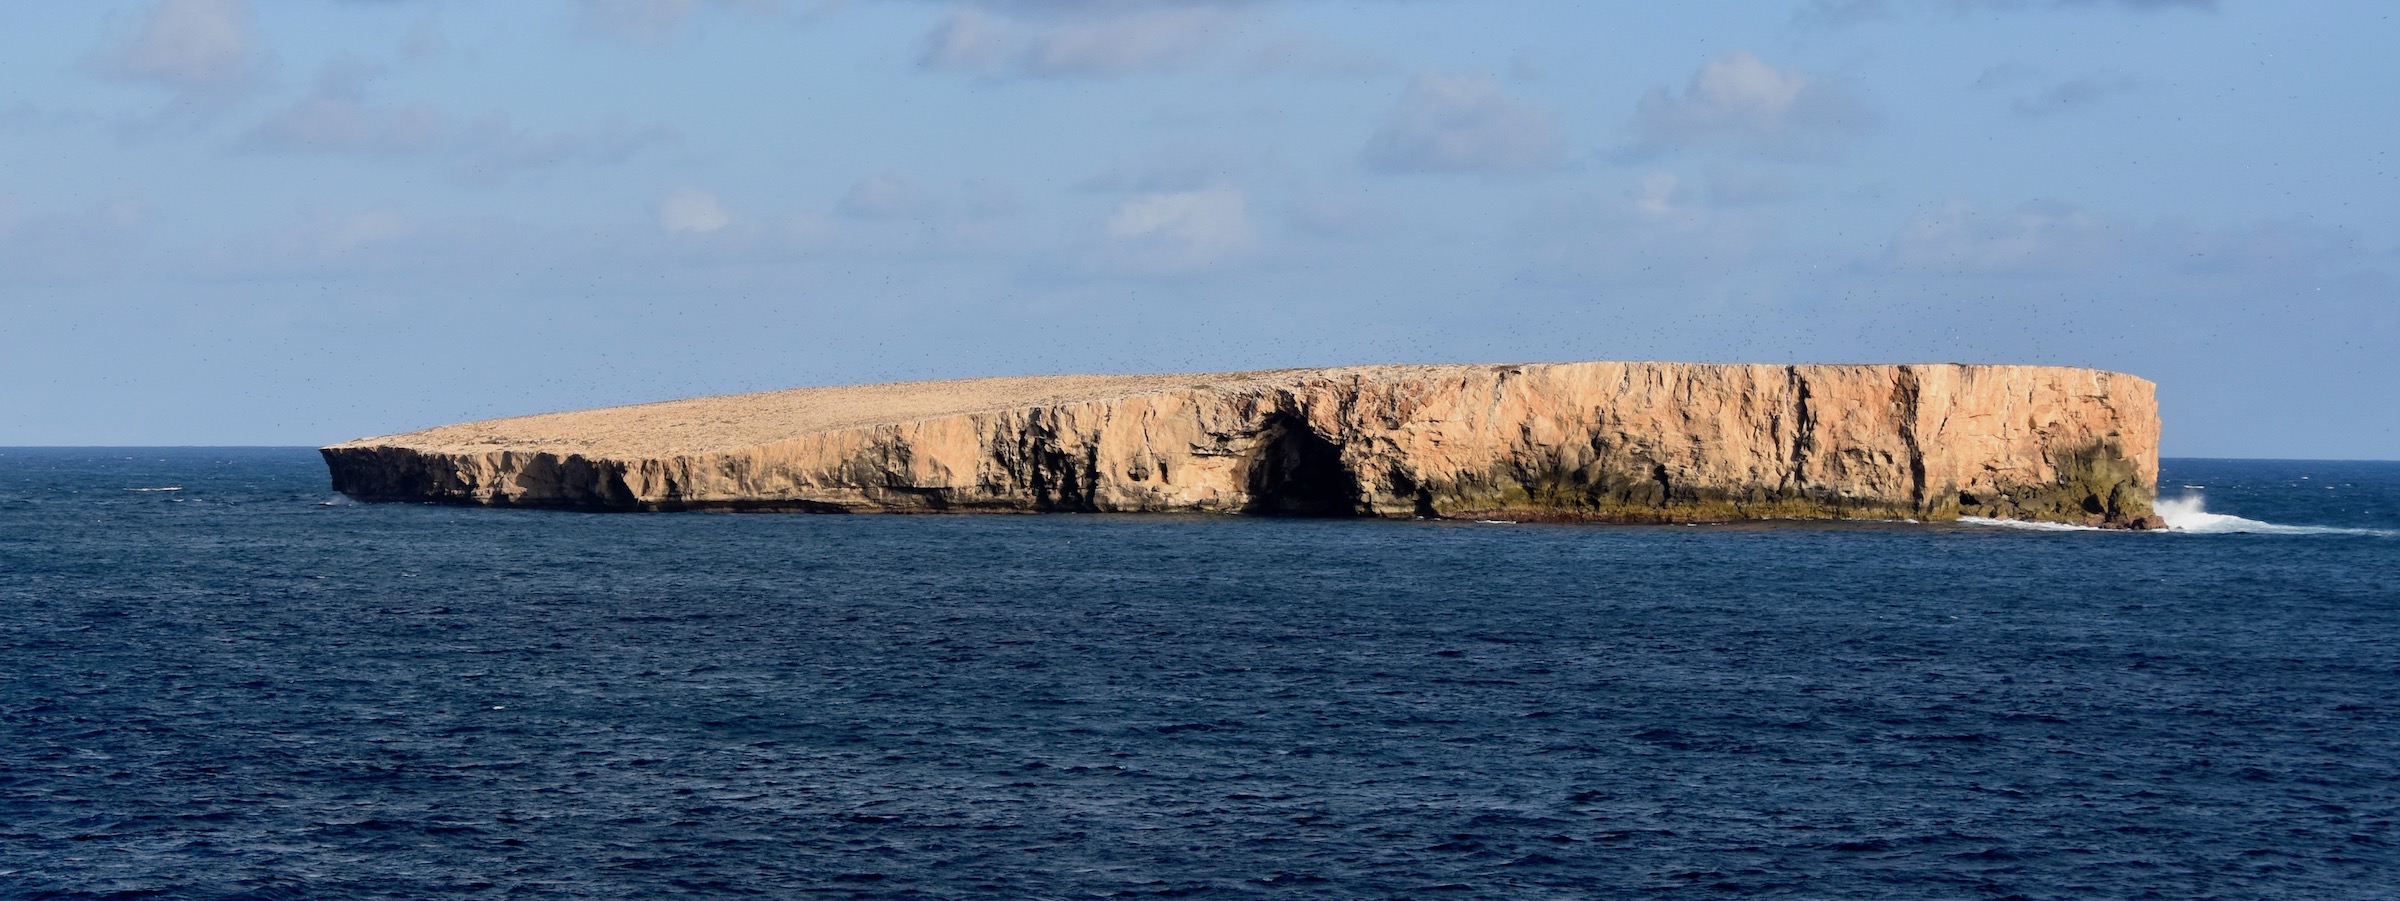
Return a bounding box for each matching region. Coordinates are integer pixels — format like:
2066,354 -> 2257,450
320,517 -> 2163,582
322,361 -> 2165,528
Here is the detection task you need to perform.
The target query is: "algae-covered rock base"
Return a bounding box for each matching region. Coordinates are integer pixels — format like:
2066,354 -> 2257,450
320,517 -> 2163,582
322,362 -> 2164,528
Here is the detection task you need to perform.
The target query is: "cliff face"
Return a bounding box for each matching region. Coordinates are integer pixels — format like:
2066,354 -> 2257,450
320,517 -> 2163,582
322,362 -> 2163,527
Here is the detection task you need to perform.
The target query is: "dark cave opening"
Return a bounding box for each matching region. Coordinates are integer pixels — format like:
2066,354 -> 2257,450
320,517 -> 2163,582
1245,415 -> 1362,517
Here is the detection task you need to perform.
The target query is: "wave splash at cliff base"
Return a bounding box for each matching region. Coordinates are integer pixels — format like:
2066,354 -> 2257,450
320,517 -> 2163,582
2154,495 -> 2396,537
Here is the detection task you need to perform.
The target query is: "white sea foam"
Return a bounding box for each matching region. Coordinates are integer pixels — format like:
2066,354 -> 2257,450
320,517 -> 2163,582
1961,497 -> 2392,537
124,486 -> 182,492
1957,516 -> 2107,532
2155,494 -> 2393,537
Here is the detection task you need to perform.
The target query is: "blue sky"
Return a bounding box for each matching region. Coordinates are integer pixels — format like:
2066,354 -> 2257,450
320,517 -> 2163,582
1,0 -> 2392,457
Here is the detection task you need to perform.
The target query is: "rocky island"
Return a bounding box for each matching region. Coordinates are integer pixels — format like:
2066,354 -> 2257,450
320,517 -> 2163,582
322,362 -> 2165,528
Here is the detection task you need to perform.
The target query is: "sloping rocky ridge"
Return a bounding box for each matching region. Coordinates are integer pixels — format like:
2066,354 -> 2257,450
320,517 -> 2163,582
322,362 -> 2163,527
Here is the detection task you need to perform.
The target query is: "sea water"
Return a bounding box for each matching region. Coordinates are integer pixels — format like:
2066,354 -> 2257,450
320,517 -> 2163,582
2,449 -> 2394,899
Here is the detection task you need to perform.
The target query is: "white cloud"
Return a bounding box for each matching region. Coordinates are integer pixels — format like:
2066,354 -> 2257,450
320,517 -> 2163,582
104,0 -> 257,87
1033,7 -> 1241,75
835,173 -> 1024,225
1883,200 -> 2128,274
921,9 -> 1019,73
247,96 -> 449,155
2011,72 -> 2141,118
1242,32 -> 1385,78
0,195 -> 150,280
0,101 -> 94,132
239,209 -> 423,273
401,18 -> 449,61
1284,188 -> 1389,238
577,0 -> 783,46
1790,0 -> 1894,26
920,5 -> 1249,77
838,173 -> 939,220
450,116 -> 674,182
1514,173 -> 1774,285
1797,0 -> 2218,24
1362,71 -> 1564,174
242,61 -> 675,181
1706,169 -> 1799,206
320,211 -> 413,253
1079,143 -> 1268,193
1105,187 -> 1254,268
915,1 -> 1388,79
1879,200 -> 2369,279
98,0 -> 263,112
1633,171 -> 1684,217
1626,52 -> 1872,161
956,181 -> 1026,220
660,188 -> 732,234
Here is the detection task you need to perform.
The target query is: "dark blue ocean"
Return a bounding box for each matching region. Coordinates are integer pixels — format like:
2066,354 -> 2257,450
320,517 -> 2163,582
3,449 -> 2396,899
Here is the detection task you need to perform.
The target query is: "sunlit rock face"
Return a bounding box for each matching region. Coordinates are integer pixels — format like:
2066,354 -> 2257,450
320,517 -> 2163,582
322,362 -> 2163,528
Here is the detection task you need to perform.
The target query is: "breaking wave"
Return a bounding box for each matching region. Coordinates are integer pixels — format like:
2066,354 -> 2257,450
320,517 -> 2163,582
1958,497 -> 2395,538
2155,495 -> 2393,537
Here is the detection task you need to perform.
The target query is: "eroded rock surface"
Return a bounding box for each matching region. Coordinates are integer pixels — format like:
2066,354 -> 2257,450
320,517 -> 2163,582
322,362 -> 2162,527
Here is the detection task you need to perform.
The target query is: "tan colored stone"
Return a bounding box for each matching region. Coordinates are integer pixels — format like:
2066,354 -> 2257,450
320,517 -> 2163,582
321,362 -> 2161,526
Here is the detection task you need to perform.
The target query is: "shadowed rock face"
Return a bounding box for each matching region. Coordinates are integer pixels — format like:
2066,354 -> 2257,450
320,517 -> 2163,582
321,362 -> 2163,527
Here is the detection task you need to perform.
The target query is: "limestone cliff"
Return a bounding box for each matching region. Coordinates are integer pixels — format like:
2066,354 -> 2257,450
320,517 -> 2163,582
321,362 -> 2164,528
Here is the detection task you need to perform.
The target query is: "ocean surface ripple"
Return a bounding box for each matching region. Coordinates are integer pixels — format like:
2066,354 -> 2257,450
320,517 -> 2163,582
3,451 -> 2396,899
